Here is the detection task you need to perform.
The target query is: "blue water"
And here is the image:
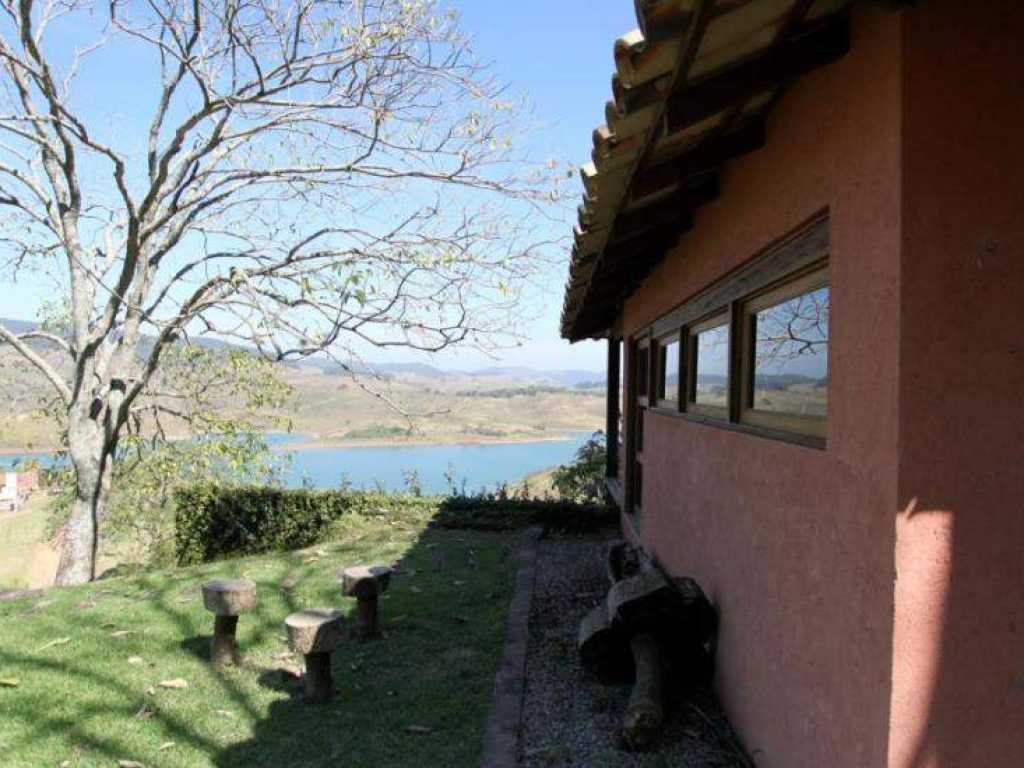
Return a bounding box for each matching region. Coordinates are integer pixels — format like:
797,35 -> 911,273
0,434 -> 590,495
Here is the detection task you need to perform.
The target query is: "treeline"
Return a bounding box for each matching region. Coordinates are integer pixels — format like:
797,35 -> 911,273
452,385 -> 602,398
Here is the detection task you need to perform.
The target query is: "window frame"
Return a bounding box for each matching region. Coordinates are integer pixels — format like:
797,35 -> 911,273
634,213 -> 830,450
739,262 -> 829,439
685,310 -> 732,420
653,330 -> 682,411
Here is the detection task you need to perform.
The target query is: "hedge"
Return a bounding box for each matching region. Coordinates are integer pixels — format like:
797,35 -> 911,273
174,484 -> 619,565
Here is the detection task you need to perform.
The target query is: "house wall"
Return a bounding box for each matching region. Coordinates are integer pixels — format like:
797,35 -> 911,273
889,2 -> 1024,766
618,7 -> 903,766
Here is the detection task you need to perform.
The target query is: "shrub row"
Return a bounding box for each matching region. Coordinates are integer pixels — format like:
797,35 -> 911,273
174,485 -> 618,565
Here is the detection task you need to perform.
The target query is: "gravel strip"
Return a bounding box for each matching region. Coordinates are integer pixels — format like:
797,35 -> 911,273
520,533 -> 751,767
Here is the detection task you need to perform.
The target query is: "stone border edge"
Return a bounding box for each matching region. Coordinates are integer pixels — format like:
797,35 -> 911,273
480,525 -> 543,768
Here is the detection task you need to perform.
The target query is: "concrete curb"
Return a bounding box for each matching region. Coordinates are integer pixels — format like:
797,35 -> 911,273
480,525 -> 543,768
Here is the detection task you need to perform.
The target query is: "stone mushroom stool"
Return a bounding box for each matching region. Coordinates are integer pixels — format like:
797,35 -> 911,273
201,578 -> 257,666
285,608 -> 345,703
339,565 -> 392,640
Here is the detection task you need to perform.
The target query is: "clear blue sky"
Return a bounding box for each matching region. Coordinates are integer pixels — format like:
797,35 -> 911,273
0,1 -> 638,372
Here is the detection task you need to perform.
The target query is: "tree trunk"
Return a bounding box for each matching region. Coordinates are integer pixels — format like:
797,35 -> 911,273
54,491 -> 100,586
55,430 -> 111,586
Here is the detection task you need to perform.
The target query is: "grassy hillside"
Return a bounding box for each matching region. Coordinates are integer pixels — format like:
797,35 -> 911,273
0,509 -> 518,767
0,496 -> 59,590
0,347 -> 606,452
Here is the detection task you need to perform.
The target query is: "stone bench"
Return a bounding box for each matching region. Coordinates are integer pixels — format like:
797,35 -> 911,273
285,608 -> 345,703
202,578 -> 257,666
339,565 -> 392,640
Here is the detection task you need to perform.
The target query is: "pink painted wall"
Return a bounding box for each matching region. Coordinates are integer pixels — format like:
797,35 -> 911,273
890,2 -> 1024,766
618,7 -> 904,766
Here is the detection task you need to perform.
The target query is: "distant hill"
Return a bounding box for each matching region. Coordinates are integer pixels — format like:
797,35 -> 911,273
0,316 -> 603,387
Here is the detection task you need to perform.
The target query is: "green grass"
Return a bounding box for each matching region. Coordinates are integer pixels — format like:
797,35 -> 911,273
0,495 -> 59,590
0,510 -> 518,767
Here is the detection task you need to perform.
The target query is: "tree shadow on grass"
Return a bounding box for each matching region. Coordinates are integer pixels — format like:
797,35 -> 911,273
0,513 -> 525,767
213,523 -> 523,768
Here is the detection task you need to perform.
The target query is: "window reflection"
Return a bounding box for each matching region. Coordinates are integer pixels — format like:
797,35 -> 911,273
658,339 -> 679,403
752,286 -> 829,417
693,321 -> 730,408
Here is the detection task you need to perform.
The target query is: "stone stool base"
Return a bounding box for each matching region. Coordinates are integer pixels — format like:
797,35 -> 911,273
211,615 -> 240,666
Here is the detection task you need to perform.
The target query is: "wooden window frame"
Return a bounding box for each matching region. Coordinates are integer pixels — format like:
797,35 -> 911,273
635,338 -> 650,403
653,330 -> 683,411
739,262 -> 829,440
685,310 -> 731,420
632,213 -> 830,450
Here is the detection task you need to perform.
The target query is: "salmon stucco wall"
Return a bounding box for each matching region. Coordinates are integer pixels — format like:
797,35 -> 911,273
618,8 -> 903,767
889,2 -> 1024,766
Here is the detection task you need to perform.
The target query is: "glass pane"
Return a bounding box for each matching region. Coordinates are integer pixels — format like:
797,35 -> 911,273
618,342 -> 625,444
752,285 -> 829,417
693,321 -> 730,408
659,340 -> 679,402
636,346 -> 649,398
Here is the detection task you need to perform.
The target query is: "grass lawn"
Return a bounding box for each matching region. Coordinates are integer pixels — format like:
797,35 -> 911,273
0,494 -> 60,590
0,509 -> 518,767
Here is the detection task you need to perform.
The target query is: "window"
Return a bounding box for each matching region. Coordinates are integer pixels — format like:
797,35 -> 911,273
635,343 -> 649,399
634,215 -> 830,447
655,334 -> 680,407
687,312 -> 731,418
617,340 -> 625,445
740,266 -> 829,437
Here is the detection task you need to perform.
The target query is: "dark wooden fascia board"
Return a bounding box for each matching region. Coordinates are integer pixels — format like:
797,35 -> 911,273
664,11 -> 851,134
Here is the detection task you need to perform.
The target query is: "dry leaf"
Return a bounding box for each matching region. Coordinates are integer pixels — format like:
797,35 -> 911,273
157,742 -> 175,752
157,678 -> 188,690
118,760 -> 145,768
0,678 -> 20,688
110,630 -> 134,638
127,656 -> 144,666
406,724 -> 434,735
214,709 -> 237,718
36,637 -> 71,652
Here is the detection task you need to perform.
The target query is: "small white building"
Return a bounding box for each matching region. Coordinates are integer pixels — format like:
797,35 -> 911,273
1,473 -> 19,511
0,471 -> 38,512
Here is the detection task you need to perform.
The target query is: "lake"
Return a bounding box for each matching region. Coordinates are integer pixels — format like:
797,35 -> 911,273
0,433 -> 591,495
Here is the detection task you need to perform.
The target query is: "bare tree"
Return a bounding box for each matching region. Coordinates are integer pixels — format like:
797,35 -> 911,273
0,0 -> 559,584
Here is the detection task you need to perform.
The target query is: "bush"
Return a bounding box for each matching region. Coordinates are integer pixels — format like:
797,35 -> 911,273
174,484 -> 618,565
551,431 -> 607,503
175,485 -> 353,565
435,495 -> 617,532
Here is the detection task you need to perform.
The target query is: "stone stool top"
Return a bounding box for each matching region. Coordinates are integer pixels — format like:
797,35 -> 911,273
202,578 -> 257,616
339,565 -> 393,599
285,609 -> 345,655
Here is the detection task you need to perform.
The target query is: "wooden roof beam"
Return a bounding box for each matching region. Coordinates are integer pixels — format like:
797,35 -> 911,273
631,115 -> 765,200
665,11 -> 851,133
609,174 -> 718,245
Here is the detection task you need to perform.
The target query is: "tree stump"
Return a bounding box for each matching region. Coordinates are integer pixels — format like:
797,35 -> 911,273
201,578 -> 257,667
577,604 -> 633,684
285,609 -> 345,703
581,566 -> 717,752
621,632 -> 665,751
339,565 -> 392,640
